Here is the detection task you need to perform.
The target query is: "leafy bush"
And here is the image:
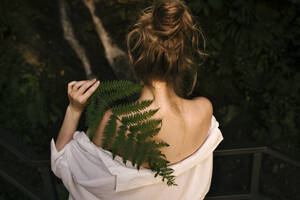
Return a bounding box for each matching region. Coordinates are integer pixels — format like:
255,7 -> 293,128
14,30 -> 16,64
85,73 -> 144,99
0,0 -> 299,198
0,44 -> 65,152
188,0 -> 300,155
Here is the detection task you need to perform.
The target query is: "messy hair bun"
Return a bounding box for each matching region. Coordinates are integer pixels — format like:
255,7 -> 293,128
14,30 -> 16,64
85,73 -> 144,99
127,0 -> 206,97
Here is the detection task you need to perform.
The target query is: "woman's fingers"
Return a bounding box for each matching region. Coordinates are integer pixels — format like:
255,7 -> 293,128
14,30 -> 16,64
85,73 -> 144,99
73,81 -> 87,91
82,80 -> 100,101
68,80 -> 89,97
67,81 -> 77,95
67,80 -> 100,113
77,79 -> 97,95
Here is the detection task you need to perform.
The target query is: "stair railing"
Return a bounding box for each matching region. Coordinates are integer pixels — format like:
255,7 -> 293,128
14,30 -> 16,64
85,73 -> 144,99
0,127 -> 57,200
205,146 -> 300,200
1,126 -> 299,200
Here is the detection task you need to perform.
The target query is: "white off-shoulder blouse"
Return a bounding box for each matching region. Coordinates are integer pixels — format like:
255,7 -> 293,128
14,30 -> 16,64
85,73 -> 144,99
51,115 -> 223,200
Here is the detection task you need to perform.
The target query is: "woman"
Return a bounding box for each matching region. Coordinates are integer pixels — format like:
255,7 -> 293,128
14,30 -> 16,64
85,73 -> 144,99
51,0 -> 223,199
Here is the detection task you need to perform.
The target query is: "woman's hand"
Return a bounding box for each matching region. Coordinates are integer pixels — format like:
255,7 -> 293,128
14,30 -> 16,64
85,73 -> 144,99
55,79 -> 100,151
67,79 -> 100,114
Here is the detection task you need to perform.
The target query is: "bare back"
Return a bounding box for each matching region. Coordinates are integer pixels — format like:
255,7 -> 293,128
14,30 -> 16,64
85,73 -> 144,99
149,97 -> 213,166
92,92 -> 213,167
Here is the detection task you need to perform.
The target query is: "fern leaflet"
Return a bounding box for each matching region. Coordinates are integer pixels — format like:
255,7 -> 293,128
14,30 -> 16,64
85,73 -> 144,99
86,80 -> 177,186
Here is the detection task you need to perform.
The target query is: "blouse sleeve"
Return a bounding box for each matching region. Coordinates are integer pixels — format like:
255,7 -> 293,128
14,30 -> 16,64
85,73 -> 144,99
50,131 -> 117,198
50,138 -> 78,193
50,138 -> 68,179
50,138 -> 88,199
50,135 -> 94,199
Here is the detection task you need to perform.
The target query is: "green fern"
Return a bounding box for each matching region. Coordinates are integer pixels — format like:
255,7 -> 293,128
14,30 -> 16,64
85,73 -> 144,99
101,114 -> 117,149
86,80 -> 177,186
121,109 -> 159,125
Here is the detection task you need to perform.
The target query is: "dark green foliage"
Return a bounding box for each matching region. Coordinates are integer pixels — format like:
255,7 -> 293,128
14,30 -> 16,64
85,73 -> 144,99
112,100 -> 153,115
186,2 -> 300,195
86,80 -> 177,186
111,124 -> 127,159
188,0 -> 300,151
0,44 -> 65,152
121,109 -> 159,125
86,80 -> 142,138
102,114 -> 117,149
1,0 -> 299,197
129,119 -> 162,133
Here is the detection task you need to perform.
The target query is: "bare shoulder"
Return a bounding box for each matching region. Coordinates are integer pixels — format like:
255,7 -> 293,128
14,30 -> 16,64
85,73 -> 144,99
189,97 -> 213,142
192,96 -> 213,117
186,96 -> 213,131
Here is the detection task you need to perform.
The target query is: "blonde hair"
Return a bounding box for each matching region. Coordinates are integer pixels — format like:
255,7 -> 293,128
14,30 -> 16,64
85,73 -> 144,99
127,0 -> 206,97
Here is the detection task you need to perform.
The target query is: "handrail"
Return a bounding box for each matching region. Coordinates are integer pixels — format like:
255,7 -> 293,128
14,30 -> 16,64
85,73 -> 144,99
0,127 -> 57,200
215,146 -> 267,155
0,165 -> 43,200
205,146 -> 300,200
0,127 -> 49,166
265,148 -> 300,167
0,126 -> 299,200
214,146 -> 300,167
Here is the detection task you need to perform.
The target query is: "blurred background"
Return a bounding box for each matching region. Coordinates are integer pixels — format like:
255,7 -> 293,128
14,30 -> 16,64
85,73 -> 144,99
0,0 -> 299,199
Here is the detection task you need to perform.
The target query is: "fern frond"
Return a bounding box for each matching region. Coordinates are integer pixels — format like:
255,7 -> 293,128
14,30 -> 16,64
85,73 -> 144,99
136,143 -> 148,169
112,100 -> 153,116
148,148 -> 167,160
86,95 -> 97,123
137,128 -> 161,141
122,130 -> 137,165
101,92 -> 128,106
86,100 -> 107,139
111,125 -> 127,159
129,119 -> 162,133
155,141 -> 170,148
98,81 -> 141,104
97,80 -> 142,94
121,109 -> 159,125
102,114 -> 117,149
158,167 -> 177,186
85,80 -> 177,186
131,140 -> 145,167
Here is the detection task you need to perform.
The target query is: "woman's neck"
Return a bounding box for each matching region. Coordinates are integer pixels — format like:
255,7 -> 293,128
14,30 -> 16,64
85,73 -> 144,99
139,81 -> 182,109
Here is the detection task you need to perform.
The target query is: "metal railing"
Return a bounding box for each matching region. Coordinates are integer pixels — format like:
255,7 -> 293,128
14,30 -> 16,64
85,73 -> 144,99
205,147 -> 300,200
0,127 -> 58,200
0,126 -> 299,200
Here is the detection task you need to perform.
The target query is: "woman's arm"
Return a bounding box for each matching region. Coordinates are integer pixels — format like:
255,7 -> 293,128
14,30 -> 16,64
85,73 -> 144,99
55,79 -> 100,152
